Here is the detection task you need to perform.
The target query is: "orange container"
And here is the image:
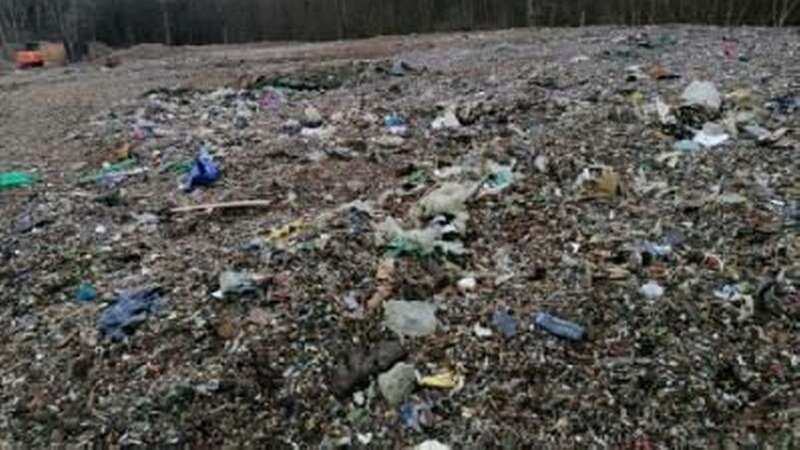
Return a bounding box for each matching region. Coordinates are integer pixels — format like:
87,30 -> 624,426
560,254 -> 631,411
15,50 -> 44,69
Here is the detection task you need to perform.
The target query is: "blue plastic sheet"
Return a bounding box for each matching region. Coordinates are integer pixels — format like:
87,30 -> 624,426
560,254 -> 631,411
183,148 -> 220,192
492,311 -> 518,338
99,287 -> 162,341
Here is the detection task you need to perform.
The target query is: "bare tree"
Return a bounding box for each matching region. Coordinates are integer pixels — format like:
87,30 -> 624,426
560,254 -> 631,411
159,0 -> 171,45
45,0 -> 88,62
0,0 -> 28,58
773,0 -> 800,26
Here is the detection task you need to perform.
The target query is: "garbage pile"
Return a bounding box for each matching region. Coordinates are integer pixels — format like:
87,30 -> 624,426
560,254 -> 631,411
0,26 -> 798,449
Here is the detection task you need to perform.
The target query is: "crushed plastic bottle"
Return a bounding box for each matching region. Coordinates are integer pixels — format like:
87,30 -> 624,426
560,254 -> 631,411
532,312 -> 586,341
0,171 -> 35,190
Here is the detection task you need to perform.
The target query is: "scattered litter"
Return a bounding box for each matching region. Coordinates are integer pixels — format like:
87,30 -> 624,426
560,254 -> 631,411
533,313 -> 586,341
415,440 -> 451,450
99,287 -> 163,341
639,281 -> 665,299
457,277 -> 477,293
384,113 -> 408,135
417,182 -> 475,218
492,311 -> 518,338
574,166 -> 622,197
214,271 -> 262,299
418,370 -> 462,389
693,122 -> 730,148
673,139 -> 701,153
263,219 -> 306,250
182,148 -> 220,192
0,171 -> 35,190
76,283 -> 97,302
681,80 -> 722,111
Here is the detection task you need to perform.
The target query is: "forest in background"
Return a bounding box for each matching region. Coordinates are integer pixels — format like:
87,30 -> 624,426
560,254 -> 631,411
1,0 -> 799,58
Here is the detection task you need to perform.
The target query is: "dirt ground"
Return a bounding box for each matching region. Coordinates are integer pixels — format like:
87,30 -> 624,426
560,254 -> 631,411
1,26 -> 799,449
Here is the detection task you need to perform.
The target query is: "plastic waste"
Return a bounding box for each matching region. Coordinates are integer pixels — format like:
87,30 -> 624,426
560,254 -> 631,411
533,313 -> 586,341
417,182 -> 475,218
714,284 -> 744,301
214,271 -> 259,299
99,287 -> 162,341
693,122 -> 730,148
415,440 -> 451,450
383,301 -> 438,338
681,80 -> 721,111
0,171 -> 35,190
492,311 -> 518,338
258,88 -> 284,111
76,283 -> 97,302
639,281 -> 665,300
673,140 -> 701,153
640,240 -> 672,259
400,403 -> 422,429
183,148 -> 220,192
418,370 -> 461,389
384,113 -> 408,135
473,323 -> 493,338
484,166 -> 514,193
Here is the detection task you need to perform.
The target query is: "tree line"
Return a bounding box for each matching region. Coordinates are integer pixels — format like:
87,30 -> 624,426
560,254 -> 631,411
2,0 -> 799,60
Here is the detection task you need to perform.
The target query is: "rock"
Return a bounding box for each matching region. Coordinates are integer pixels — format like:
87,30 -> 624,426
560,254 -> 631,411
639,281 -> 665,299
302,106 -> 323,128
431,109 -> 461,130
374,135 -> 405,149
377,362 -> 416,406
281,119 -> 302,135
389,60 -> 411,77
681,80 -> 722,111
383,301 -> 438,338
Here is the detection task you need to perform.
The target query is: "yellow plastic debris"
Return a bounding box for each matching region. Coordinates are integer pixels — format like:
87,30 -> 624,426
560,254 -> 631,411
418,371 -> 462,389
264,219 -> 306,250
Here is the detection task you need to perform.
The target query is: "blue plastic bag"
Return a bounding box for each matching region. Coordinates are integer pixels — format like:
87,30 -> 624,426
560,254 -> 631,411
99,287 -> 162,341
183,148 -> 220,192
492,311 -> 518,338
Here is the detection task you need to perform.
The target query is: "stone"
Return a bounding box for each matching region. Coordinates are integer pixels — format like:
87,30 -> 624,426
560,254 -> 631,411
383,301 -> 438,338
377,362 -> 416,406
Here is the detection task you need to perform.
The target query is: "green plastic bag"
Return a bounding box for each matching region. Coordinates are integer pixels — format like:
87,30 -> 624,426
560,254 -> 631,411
0,172 -> 35,190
